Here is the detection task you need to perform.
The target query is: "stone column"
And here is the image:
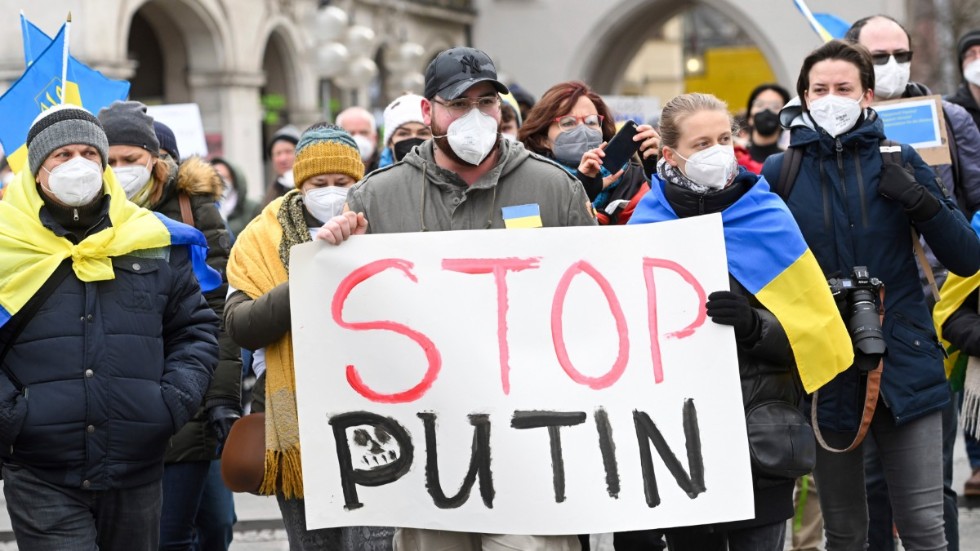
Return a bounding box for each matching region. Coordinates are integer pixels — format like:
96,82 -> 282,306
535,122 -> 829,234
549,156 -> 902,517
189,70 -> 267,201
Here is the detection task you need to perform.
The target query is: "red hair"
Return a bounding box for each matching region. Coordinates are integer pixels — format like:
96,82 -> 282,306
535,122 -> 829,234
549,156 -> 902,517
518,81 -> 616,156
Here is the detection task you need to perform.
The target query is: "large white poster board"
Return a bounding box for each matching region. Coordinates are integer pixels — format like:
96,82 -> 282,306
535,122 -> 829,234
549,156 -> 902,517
290,216 -> 754,535
145,103 -> 209,159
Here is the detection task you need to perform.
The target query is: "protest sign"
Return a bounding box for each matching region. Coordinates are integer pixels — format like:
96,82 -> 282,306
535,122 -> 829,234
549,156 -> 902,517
146,103 -> 209,159
603,95 -> 661,125
289,216 -> 754,534
875,95 -> 950,166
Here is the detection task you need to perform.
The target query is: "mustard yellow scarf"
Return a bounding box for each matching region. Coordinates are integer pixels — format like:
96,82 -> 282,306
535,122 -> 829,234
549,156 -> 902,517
0,167 -> 173,324
226,194 -> 309,498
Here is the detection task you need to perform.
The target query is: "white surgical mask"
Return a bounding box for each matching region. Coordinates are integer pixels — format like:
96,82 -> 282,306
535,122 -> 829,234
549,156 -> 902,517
353,134 -> 376,161
41,156 -> 104,207
219,179 -> 238,220
965,59 -> 980,87
807,94 -> 864,138
446,108 -> 499,166
304,186 -> 349,223
112,158 -> 153,199
279,169 -> 294,190
874,57 -> 911,100
675,144 -> 738,190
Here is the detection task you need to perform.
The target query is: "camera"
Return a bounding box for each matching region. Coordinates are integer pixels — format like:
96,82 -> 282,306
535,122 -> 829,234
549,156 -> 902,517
827,266 -> 886,371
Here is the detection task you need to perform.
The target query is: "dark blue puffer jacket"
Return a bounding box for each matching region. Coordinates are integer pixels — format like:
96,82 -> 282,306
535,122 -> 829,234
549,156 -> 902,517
761,112 -> 980,431
0,242 -> 219,490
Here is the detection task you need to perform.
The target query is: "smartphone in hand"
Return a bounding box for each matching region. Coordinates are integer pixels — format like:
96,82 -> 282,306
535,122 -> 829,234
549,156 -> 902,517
601,120 -> 641,171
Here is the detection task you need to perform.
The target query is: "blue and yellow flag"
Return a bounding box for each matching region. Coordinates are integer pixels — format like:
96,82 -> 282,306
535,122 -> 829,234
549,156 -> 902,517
0,24 -> 74,173
793,0 -> 850,43
21,14 -> 130,116
629,175 -> 853,393
933,212 -> 980,387
502,203 -> 543,229
0,165 -> 220,328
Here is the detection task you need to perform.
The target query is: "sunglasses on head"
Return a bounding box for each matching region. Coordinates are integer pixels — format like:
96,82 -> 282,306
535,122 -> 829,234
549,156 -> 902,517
871,51 -> 913,65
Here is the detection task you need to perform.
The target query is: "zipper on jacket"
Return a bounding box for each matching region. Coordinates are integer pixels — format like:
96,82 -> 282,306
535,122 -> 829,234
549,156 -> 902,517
835,138 -> 846,194
698,194 -> 705,215
72,208 -> 79,222
853,147 -> 870,227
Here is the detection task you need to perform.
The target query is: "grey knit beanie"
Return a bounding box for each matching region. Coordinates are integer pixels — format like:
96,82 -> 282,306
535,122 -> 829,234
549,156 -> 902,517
27,104 -> 109,176
98,100 -> 160,154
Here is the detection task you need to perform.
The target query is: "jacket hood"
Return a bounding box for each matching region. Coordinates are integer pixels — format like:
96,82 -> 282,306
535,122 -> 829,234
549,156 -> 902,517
175,156 -> 223,200
399,135 -> 535,185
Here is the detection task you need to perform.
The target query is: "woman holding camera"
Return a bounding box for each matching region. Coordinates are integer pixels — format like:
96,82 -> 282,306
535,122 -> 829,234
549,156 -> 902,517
627,92 -> 851,551
519,81 -> 657,224
761,40 -> 980,550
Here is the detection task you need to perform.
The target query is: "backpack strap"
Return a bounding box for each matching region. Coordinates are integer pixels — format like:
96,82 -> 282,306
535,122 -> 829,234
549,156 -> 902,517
178,192 -> 195,226
775,146 -> 804,200
879,139 -> 941,302
0,259 -> 74,390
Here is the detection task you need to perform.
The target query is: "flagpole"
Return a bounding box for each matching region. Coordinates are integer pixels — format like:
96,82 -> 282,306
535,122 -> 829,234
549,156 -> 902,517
20,10 -> 32,67
61,12 -> 71,105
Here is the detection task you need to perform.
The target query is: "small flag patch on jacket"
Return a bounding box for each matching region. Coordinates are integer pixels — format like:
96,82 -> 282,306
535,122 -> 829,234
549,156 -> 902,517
502,203 -> 542,229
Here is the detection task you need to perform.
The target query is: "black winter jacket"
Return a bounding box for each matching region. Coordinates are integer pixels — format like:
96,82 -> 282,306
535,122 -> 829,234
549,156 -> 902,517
663,174 -> 800,528
153,157 -> 241,462
0,200 -> 219,489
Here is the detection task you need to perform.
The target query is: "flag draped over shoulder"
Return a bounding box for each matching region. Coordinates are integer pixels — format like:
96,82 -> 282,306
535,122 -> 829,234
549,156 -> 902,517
630,177 -> 854,393
933,212 -> 980,386
0,166 -> 220,328
21,14 -> 130,116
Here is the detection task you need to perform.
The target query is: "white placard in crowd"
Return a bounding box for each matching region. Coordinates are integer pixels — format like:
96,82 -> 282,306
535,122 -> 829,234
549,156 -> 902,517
145,103 -> 209,159
289,217 -> 754,535
603,95 -> 662,125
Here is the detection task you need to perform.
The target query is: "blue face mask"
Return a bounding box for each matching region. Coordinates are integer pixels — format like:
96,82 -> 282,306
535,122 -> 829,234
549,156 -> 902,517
552,125 -> 602,166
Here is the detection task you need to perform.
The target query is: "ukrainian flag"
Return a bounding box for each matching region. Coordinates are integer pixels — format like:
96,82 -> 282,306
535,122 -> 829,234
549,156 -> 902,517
21,14 -> 130,116
933,212 -> 980,387
629,175 -> 853,393
793,0 -> 850,43
502,203 -> 543,229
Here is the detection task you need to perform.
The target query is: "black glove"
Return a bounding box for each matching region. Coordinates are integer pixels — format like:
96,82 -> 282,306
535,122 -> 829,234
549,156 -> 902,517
208,405 -> 241,452
878,162 -> 941,221
705,290 -> 759,340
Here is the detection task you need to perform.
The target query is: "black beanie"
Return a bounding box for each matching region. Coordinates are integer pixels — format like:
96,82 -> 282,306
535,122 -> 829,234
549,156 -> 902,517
98,100 -> 160,154
959,29 -> 980,68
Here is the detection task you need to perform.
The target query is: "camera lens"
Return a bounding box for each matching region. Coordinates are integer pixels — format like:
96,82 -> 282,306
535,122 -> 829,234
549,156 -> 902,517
848,288 -> 886,359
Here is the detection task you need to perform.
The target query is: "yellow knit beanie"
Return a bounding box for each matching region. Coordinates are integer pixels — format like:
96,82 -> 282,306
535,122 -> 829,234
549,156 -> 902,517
292,124 -> 365,187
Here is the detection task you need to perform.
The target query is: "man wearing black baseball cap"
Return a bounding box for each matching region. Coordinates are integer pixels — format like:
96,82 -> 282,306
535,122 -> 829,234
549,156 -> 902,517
315,46 -> 594,550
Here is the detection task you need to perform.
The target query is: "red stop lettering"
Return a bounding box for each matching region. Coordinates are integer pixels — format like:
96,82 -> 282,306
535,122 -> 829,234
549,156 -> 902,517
642,258 -> 707,383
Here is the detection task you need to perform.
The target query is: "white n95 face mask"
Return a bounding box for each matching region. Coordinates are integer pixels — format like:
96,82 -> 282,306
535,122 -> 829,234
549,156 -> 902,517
113,159 -> 153,199
353,134 -> 377,161
304,186 -> 349,223
874,57 -> 911,100
807,94 -> 863,138
446,108 -> 499,166
676,144 -> 738,190
42,156 -> 104,207
965,59 -> 980,87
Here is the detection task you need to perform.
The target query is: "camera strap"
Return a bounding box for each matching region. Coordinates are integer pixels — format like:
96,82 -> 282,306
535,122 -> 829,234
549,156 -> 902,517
810,287 -> 885,453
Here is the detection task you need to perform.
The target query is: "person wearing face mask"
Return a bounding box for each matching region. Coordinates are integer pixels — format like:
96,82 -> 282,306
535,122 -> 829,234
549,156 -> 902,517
846,15 -> 980,551
336,106 -> 381,172
628,92 -> 851,551
519,80 -> 659,225
314,46 -> 595,551
0,104 -> 220,551
760,40 -> 980,551
735,84 -> 790,174
212,157 -> 261,239
97,101 -> 243,551
377,93 -> 432,169
225,123 -> 394,550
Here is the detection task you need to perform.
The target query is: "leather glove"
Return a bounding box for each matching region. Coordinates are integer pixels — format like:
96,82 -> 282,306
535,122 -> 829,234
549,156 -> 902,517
208,405 -> 241,452
878,162 -> 941,221
705,290 -> 760,340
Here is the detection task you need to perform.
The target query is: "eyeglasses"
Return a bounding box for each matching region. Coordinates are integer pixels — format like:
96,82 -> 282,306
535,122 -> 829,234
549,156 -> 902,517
432,96 -> 501,115
870,51 -> 913,65
554,114 -> 604,132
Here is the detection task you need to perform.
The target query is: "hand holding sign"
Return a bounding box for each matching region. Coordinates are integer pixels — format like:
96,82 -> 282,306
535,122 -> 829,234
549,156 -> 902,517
318,211 -> 368,244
